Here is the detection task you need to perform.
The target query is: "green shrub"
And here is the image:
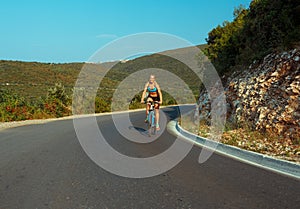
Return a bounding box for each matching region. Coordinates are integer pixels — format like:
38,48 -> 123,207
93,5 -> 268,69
95,97 -> 110,113
0,89 -> 32,121
0,83 -> 72,121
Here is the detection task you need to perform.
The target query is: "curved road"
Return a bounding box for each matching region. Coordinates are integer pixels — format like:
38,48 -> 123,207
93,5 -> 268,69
0,106 -> 299,209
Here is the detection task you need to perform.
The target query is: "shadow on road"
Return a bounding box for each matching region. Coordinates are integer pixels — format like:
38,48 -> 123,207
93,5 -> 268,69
160,106 -> 181,121
128,125 -> 149,137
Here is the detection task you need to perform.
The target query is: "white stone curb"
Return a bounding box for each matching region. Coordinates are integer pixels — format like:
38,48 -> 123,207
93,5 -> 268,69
168,120 -> 300,180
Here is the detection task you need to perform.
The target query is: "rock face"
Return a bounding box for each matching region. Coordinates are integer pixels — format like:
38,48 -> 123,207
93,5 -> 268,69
197,49 -> 300,141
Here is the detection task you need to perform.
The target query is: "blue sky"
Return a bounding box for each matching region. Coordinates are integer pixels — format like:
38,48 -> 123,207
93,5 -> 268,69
0,0 -> 252,63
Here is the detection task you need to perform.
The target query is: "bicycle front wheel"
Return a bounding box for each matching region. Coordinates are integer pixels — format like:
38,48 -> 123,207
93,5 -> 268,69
148,111 -> 155,136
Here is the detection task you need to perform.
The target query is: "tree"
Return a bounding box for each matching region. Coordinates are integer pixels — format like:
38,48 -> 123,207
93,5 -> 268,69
204,5 -> 248,74
204,0 -> 300,75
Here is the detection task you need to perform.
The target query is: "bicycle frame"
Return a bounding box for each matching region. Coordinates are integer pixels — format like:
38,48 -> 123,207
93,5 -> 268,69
147,101 -> 158,136
148,109 -> 155,127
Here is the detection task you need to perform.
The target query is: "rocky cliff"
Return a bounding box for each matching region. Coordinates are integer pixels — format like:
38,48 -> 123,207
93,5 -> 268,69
197,48 -> 300,161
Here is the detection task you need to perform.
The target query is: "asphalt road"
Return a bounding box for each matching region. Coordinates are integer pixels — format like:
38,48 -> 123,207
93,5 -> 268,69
0,106 -> 299,209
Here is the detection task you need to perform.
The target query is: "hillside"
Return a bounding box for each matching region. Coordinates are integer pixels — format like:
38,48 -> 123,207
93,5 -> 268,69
0,61 -> 83,99
0,44 -> 206,121
0,44 -> 206,100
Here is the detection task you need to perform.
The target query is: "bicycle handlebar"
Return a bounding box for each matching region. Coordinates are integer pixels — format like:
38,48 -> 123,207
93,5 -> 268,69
141,101 -> 160,104
147,101 -> 160,105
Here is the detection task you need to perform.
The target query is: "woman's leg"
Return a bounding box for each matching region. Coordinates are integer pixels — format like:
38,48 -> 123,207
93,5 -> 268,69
145,97 -> 152,122
145,103 -> 149,122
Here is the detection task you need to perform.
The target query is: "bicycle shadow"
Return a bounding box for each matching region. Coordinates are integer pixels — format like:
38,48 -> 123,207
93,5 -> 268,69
128,126 -> 150,137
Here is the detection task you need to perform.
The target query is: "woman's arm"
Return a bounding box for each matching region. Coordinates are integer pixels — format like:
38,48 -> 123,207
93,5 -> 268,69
141,82 -> 149,103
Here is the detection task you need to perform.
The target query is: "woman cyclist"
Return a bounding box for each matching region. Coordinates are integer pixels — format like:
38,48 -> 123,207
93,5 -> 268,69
141,75 -> 163,130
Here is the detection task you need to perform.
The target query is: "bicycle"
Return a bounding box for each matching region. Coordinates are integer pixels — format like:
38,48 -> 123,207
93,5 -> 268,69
146,101 -> 159,136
